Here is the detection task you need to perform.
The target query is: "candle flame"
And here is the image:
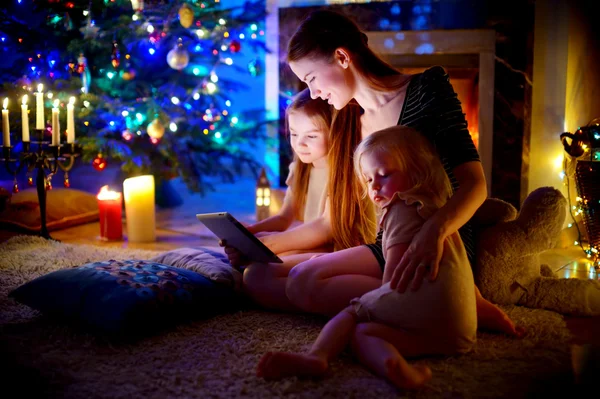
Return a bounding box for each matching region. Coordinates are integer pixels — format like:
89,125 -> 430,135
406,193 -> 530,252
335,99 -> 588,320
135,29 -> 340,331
2,98 -> 7,109
97,185 -> 121,200
22,95 -> 28,105
37,84 -> 43,92
69,97 -> 75,105
53,99 -> 59,108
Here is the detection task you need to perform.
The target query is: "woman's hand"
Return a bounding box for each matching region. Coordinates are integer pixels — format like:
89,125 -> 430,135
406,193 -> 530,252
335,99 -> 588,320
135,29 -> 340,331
389,219 -> 445,292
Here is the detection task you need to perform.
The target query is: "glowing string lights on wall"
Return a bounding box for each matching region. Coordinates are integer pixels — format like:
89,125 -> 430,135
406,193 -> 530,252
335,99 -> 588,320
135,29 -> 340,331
560,119 -> 600,270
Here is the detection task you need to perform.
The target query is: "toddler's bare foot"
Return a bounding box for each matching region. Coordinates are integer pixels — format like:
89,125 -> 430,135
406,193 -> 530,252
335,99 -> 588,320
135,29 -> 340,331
477,297 -> 525,337
256,352 -> 328,380
384,357 -> 432,389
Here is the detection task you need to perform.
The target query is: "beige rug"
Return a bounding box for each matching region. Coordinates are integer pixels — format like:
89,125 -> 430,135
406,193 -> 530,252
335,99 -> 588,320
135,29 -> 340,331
0,236 -> 577,398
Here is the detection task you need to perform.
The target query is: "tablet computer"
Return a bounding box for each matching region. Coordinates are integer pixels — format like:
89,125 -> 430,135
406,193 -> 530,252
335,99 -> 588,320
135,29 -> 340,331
196,212 -> 283,264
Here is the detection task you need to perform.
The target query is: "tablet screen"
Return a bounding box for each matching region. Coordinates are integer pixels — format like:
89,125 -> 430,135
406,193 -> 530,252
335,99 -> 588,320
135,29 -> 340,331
196,212 -> 283,264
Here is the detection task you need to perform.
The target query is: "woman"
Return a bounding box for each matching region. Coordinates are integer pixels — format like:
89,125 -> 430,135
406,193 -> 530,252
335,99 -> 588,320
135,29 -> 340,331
281,10 -> 520,336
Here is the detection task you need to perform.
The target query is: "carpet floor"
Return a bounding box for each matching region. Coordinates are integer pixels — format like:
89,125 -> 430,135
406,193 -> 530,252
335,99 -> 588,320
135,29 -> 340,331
0,236 -> 578,398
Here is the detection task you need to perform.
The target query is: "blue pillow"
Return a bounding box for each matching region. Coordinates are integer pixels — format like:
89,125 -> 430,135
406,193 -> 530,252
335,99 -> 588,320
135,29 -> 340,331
9,259 -> 240,335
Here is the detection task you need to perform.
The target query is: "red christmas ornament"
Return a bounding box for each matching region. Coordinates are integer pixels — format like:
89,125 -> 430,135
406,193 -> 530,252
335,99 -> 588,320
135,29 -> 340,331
229,40 -> 241,53
92,154 -> 107,171
27,176 -> 34,186
13,183 -> 19,194
76,53 -> 87,74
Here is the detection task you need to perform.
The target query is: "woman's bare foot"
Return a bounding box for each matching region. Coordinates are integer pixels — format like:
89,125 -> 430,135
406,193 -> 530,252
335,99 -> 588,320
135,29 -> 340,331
477,296 -> 525,337
256,352 -> 328,380
384,357 -> 432,389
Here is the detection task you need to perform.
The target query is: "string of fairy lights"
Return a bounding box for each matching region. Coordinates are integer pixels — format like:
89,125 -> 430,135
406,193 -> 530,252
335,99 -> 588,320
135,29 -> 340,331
560,119 -> 600,270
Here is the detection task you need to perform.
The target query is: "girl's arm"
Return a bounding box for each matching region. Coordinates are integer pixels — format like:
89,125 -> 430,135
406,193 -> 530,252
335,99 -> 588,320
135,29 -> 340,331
247,192 -> 296,234
394,161 -> 486,292
259,201 -> 332,254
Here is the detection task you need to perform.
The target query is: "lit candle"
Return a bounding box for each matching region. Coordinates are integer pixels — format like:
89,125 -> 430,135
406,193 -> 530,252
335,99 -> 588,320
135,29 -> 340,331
35,84 -> 44,129
51,99 -> 60,146
66,97 -> 75,143
123,175 -> 156,242
21,95 -> 30,142
97,185 -> 123,241
2,98 -> 10,147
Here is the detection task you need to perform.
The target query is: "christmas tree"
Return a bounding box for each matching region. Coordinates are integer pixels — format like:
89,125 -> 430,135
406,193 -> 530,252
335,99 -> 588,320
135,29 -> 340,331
0,0 -> 270,194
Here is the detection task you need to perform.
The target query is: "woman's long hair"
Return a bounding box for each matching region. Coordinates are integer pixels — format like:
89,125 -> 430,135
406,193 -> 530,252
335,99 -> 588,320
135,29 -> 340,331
354,126 -> 453,210
329,101 -> 377,249
285,88 -> 333,221
287,9 -> 410,93
287,89 -> 376,248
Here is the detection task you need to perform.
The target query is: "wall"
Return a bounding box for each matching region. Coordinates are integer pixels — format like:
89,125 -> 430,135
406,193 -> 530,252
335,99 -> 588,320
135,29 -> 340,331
527,0 -> 600,242
527,0 -> 600,200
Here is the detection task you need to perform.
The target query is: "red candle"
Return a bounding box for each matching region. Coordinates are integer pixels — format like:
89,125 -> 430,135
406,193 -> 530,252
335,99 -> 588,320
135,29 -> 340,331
97,185 -> 123,241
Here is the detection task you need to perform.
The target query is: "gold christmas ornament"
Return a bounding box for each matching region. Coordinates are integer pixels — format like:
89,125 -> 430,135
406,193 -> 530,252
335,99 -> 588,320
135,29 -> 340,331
178,4 -> 194,29
166,40 -> 189,70
121,69 -> 136,81
147,119 -> 165,139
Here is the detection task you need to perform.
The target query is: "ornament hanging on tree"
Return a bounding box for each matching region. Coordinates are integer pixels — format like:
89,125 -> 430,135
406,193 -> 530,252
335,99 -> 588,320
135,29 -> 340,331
80,14 -> 100,39
247,58 -> 263,77
147,119 -> 165,139
92,154 -> 107,171
121,68 -> 136,81
130,0 -> 144,11
64,12 -> 74,31
111,41 -> 120,68
166,38 -> 189,70
229,40 -> 241,53
178,3 -> 194,29
67,60 -> 76,74
77,53 -> 91,93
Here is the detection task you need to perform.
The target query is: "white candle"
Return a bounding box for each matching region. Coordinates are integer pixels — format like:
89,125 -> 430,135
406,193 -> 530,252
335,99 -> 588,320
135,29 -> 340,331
66,97 -> 75,143
21,95 -> 30,142
123,175 -> 156,242
51,99 -> 60,146
35,84 -> 44,129
2,98 -> 10,147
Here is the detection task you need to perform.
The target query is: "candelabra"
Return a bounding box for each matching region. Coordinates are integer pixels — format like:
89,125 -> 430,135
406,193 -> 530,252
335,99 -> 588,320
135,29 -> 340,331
1,128 -> 78,240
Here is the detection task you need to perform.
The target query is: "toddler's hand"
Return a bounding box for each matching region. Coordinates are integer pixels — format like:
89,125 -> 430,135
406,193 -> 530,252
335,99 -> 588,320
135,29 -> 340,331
219,239 -> 249,269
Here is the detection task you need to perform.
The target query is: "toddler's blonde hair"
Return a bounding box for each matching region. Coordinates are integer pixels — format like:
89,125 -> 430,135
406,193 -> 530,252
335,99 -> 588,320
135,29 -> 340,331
354,126 -> 453,209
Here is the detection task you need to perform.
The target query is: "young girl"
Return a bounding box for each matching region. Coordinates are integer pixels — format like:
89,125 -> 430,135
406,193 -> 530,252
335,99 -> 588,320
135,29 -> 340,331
228,88 -> 334,263
257,126 -> 477,389
224,88 -> 375,311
